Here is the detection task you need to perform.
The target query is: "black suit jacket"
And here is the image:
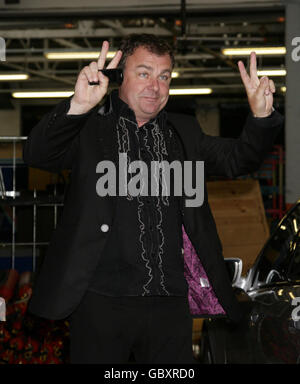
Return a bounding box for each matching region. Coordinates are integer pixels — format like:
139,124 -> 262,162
23,93 -> 284,322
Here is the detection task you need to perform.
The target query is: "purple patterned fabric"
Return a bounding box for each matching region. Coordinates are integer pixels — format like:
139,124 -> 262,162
182,225 -> 226,316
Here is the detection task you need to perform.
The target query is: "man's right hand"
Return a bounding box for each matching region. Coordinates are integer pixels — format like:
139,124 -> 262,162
67,41 -> 123,115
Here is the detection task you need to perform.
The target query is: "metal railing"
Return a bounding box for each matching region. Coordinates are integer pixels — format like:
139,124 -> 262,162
0,137 -> 64,272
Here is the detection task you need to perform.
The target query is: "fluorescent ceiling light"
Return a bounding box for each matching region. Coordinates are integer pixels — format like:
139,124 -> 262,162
44,51 -> 116,60
12,89 -> 212,98
169,88 -> 212,95
222,47 -> 286,56
0,74 -> 29,81
12,91 -> 74,98
257,69 -> 286,76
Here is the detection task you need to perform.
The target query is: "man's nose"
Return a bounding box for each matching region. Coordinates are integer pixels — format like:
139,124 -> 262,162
148,77 -> 159,91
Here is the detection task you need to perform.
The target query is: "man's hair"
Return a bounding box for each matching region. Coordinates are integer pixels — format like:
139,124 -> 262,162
118,34 -> 175,69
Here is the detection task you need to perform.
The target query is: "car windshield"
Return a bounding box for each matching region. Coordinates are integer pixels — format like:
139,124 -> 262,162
251,203 -> 300,287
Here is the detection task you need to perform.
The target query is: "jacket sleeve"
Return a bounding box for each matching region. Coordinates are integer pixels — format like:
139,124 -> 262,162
22,96 -> 96,173
194,109 -> 284,177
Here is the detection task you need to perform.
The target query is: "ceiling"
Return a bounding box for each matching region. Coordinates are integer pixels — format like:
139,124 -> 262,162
0,0 -> 286,106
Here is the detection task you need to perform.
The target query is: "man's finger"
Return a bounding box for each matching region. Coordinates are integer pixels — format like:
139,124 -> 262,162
257,76 -> 270,98
249,51 -> 259,84
97,41 -> 109,69
89,61 -> 100,82
106,50 -> 123,69
269,79 -> 276,93
97,71 -> 109,88
238,60 -> 251,89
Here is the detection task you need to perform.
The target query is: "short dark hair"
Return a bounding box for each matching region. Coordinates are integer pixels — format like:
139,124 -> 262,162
118,34 -> 175,69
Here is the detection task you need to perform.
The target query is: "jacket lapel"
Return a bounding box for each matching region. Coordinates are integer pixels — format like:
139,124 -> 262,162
93,95 -> 119,225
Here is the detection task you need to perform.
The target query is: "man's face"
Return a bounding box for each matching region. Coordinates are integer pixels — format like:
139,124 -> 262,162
119,46 -> 172,126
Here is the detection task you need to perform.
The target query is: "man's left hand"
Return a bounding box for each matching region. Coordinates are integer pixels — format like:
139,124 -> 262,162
238,51 -> 275,118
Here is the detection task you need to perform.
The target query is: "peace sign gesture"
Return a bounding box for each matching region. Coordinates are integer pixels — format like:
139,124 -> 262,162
68,41 -> 123,115
238,52 -> 275,118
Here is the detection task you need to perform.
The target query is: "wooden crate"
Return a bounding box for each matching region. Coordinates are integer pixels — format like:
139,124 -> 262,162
207,179 -> 269,274
0,142 -> 23,159
192,318 -> 204,343
28,168 -> 70,191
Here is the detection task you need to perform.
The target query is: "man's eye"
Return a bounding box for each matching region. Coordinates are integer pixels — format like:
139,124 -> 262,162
160,75 -> 170,81
139,72 -> 148,78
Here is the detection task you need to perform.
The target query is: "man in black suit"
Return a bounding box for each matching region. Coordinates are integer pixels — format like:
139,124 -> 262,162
23,34 -> 284,364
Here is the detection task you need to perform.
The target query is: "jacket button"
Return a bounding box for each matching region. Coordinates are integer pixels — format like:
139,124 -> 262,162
100,224 -> 109,233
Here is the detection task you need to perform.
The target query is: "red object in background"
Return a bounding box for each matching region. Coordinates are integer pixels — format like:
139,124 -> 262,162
39,343 -> 54,364
1,349 -> 15,364
11,320 -> 22,335
0,270 -> 19,302
18,284 -> 32,300
53,340 -> 64,358
13,355 -> 28,364
13,272 -> 34,316
24,336 -> 39,354
17,272 -> 33,300
46,356 -> 61,364
9,335 -> 25,351
13,301 -> 28,317
0,327 -> 11,344
0,270 -> 68,364
0,328 -> 10,344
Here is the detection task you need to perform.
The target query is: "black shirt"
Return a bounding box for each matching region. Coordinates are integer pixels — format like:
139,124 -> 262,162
88,91 -> 188,297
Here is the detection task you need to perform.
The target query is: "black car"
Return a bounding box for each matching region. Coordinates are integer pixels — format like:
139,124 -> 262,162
200,200 -> 300,364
